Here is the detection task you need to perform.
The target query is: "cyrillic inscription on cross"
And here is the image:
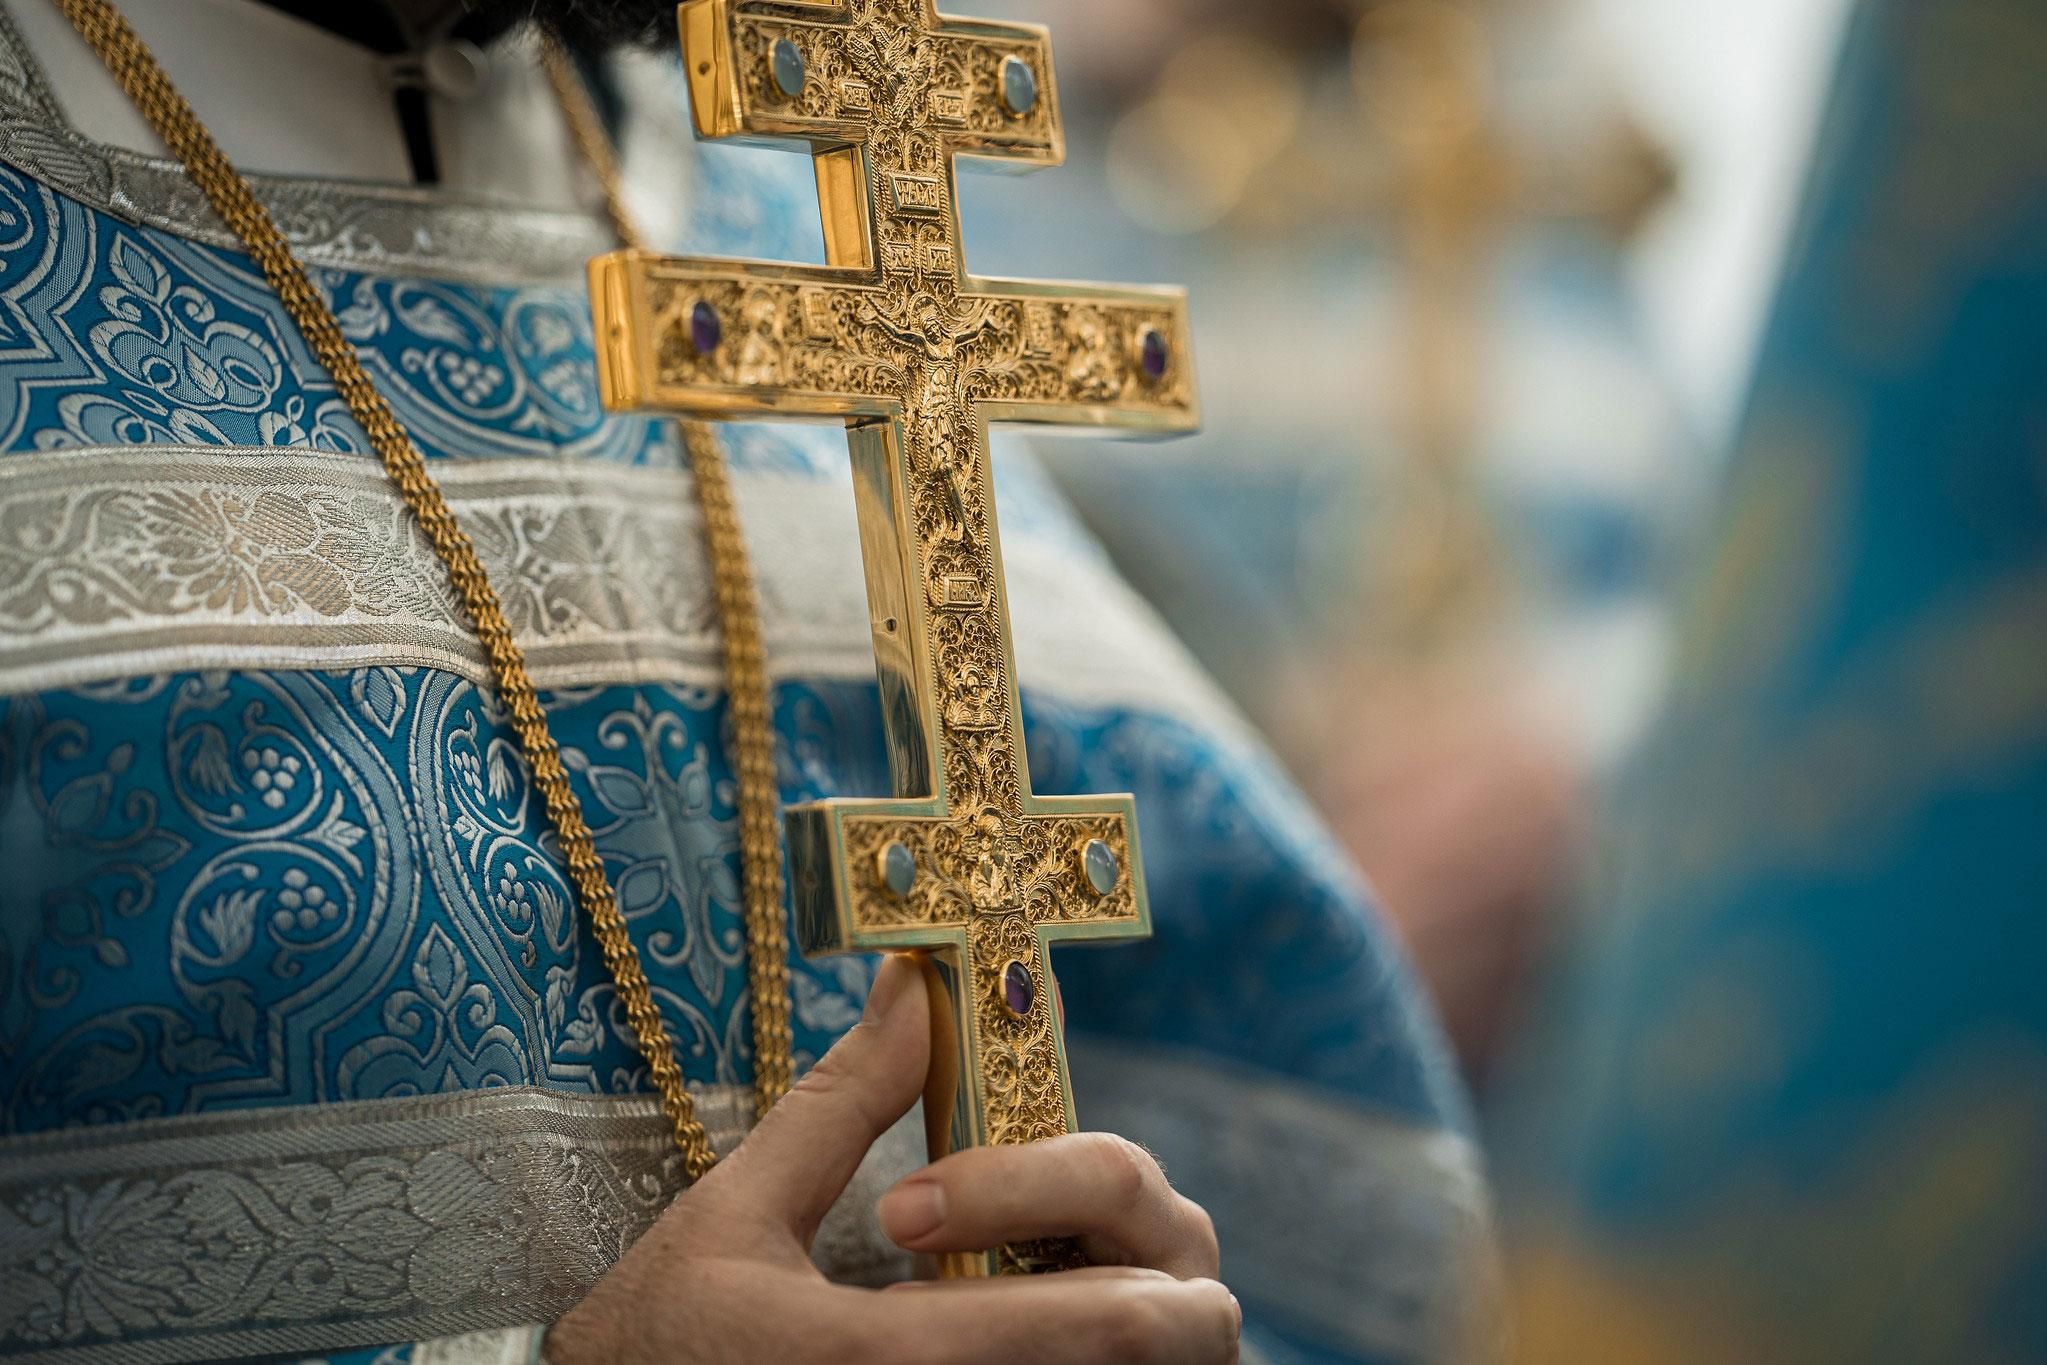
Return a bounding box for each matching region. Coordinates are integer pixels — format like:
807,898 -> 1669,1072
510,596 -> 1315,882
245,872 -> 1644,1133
587,0 -> 1197,1276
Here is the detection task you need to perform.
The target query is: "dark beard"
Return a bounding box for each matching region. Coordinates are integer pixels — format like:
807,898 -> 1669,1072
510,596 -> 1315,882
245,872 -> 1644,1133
267,2 -> 681,52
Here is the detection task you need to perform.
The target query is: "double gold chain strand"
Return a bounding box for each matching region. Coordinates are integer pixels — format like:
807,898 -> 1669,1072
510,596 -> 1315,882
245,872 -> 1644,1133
541,41 -> 793,1112
56,0 -> 795,1174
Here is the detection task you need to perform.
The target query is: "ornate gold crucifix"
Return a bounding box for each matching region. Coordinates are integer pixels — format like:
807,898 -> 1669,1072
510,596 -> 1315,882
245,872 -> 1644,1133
589,0 -> 1196,1275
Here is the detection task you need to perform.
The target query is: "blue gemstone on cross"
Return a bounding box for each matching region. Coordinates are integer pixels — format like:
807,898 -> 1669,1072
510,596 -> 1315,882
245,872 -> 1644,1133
1000,54 -> 1037,116
1082,838 -> 1120,896
771,37 -> 806,99
880,840 -> 917,897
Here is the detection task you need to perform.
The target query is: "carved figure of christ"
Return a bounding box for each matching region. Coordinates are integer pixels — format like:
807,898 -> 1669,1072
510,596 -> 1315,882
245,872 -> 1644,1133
589,0 -> 1196,1276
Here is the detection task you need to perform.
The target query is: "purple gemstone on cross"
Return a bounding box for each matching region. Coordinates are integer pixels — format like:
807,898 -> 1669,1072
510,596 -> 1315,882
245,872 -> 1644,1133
1002,960 -> 1035,1017
689,300 -> 722,354
1138,326 -> 1168,381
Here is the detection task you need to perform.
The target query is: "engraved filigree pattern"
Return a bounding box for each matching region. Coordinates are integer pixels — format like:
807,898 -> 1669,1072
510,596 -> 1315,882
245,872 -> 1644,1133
838,815 -> 1136,934
593,0 -> 1194,1234
967,911 -> 1062,1143
636,273 -> 1191,417
730,1 -> 1054,147
833,811 -> 1140,1149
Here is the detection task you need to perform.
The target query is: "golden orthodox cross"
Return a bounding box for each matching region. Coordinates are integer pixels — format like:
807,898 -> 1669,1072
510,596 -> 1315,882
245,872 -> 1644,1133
588,0 -> 1196,1275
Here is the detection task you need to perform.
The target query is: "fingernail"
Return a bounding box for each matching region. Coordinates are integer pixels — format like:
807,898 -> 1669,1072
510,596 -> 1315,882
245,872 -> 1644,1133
877,1177 -> 947,1244
1229,1293 -> 1242,1335
863,954 -> 910,1021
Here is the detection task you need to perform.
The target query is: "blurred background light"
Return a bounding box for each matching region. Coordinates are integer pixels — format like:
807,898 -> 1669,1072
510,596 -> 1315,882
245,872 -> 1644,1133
943,0 -> 1860,1081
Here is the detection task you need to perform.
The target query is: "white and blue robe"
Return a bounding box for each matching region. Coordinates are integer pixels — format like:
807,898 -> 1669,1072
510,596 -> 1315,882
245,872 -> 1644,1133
1497,0 -> 2047,1357
0,6 -> 1486,1361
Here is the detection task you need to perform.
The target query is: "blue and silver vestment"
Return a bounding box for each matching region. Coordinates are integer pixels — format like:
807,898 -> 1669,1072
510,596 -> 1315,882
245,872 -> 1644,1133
0,19 -> 1483,1364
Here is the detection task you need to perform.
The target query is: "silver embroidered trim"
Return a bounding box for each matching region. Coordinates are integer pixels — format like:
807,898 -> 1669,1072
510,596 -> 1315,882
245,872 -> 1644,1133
1069,1039 -> 1501,1364
0,1085 -> 922,1363
0,5 -> 611,285
0,445 -> 862,695
0,444 -> 1254,748
408,1326 -> 546,1365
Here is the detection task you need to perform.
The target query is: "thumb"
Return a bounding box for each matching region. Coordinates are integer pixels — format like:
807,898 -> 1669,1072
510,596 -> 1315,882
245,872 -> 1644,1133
707,952 -> 931,1243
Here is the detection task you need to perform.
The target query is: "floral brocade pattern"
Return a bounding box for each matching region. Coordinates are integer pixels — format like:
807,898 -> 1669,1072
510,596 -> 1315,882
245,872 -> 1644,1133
0,671 -> 888,1133
0,670 -> 1452,1138
0,162 -> 668,466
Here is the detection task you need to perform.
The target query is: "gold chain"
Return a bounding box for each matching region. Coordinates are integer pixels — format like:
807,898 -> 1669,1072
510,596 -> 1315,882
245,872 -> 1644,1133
54,0 -> 793,1174
540,41 -> 793,1113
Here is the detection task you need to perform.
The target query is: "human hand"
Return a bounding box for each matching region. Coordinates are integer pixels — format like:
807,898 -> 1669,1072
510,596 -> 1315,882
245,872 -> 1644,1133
547,953 -> 1238,1364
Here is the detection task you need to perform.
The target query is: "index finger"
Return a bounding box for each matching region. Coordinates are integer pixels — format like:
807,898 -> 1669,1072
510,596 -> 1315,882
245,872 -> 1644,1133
700,952 -> 930,1243
879,1131 -> 1219,1279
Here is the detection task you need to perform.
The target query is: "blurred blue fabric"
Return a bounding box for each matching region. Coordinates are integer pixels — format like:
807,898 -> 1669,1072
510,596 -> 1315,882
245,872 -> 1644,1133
1498,0 -> 2047,1359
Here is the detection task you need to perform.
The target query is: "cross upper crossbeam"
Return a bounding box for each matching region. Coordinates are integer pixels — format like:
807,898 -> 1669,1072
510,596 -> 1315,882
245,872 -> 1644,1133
588,0 -> 1197,1277
593,263 -> 1191,431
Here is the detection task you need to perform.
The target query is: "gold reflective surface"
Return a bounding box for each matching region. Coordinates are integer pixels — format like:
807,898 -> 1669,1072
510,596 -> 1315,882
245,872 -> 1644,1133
592,0 -> 1198,1276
